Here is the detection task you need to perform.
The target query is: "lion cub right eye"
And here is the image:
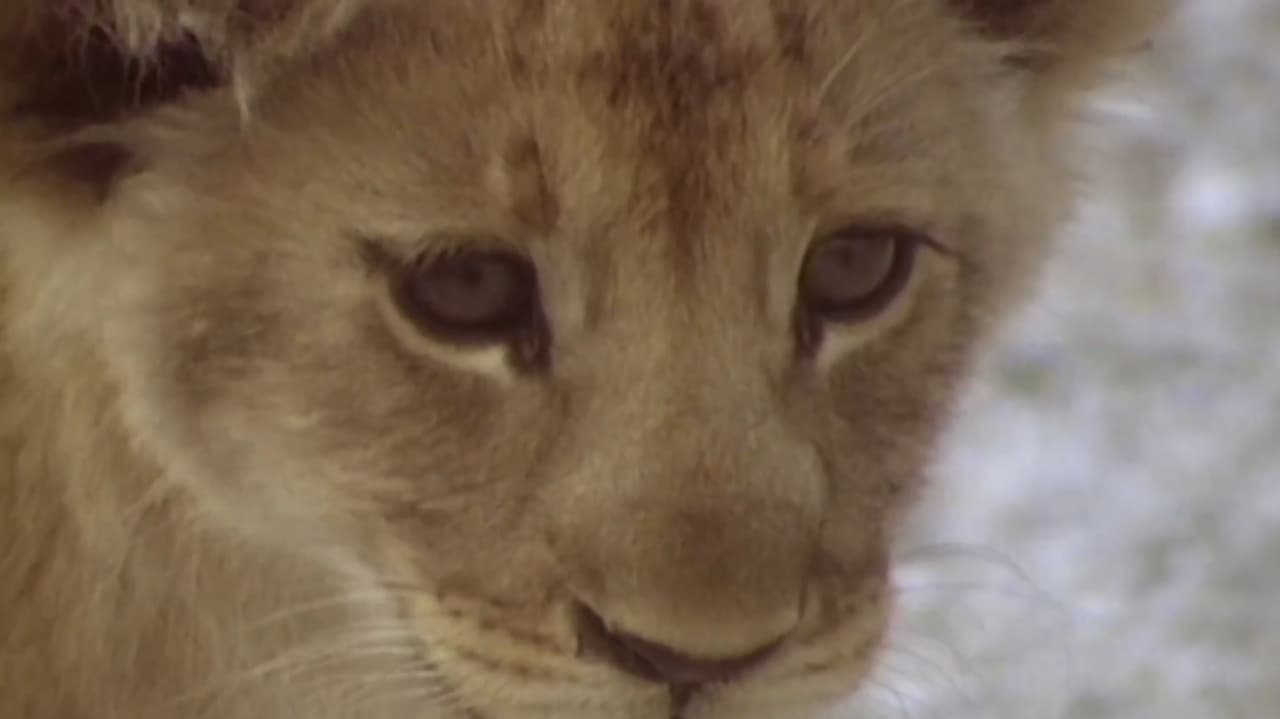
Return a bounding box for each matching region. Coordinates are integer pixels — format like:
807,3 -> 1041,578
391,248 -> 544,349
798,225 -> 922,324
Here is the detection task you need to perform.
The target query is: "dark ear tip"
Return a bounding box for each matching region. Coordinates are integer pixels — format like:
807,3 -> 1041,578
947,0 -> 1170,80
4,9 -> 223,127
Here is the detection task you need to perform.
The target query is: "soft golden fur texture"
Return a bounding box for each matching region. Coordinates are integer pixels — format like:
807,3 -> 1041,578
0,2 -> 1166,718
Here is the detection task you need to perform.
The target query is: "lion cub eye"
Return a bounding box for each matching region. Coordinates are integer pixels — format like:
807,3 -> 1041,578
798,226 -> 922,322
393,249 -> 542,343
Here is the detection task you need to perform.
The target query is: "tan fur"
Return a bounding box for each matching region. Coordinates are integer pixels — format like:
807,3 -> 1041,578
0,2 -> 1167,718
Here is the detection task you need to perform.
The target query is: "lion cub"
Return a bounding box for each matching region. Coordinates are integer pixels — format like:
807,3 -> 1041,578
0,2 -> 1163,718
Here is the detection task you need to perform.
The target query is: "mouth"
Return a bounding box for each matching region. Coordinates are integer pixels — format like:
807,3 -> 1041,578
388,579 -> 881,719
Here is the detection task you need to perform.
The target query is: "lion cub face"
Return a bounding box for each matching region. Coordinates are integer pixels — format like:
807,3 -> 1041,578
43,1 -> 1159,717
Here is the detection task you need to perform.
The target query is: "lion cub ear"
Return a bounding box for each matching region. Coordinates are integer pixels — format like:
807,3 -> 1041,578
4,0 -> 376,124
2,0 -> 371,203
948,0 -> 1170,92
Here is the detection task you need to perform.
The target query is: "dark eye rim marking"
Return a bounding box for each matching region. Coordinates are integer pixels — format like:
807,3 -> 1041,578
357,236 -> 551,370
795,223 -> 959,354
800,231 -> 914,323
799,223 -> 951,322
394,249 -> 538,338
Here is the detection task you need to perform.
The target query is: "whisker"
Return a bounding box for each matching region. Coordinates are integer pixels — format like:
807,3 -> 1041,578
891,579 -> 1069,613
245,590 -> 406,631
296,664 -> 452,711
818,24 -> 873,103
880,644 -> 968,694
844,675 -> 916,716
896,541 -> 1038,579
893,541 -> 1068,616
169,620 -> 424,705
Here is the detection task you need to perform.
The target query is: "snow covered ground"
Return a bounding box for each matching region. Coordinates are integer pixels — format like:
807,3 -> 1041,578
843,4 -> 1280,718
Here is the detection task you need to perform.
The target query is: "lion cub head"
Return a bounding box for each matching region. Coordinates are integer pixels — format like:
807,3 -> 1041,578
4,1 -> 1163,717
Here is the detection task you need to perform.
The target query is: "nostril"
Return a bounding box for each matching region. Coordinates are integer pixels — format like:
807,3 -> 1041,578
574,603 -> 783,687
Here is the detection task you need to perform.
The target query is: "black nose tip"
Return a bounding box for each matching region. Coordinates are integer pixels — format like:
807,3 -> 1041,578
575,605 -> 782,687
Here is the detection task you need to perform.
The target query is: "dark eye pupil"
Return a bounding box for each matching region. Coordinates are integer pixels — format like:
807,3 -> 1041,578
799,229 -> 919,321
805,237 -> 896,307
395,250 -> 537,338
413,256 -> 516,324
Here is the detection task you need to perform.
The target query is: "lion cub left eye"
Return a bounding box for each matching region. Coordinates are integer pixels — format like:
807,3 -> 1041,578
392,248 -> 543,346
798,226 -> 923,323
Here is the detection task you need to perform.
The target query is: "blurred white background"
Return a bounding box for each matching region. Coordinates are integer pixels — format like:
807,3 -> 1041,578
843,3 -> 1280,718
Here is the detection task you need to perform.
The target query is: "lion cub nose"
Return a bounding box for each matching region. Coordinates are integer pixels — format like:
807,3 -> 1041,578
576,603 -> 787,686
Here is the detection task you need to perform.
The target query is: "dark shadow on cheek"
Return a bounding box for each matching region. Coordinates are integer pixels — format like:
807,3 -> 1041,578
166,275 -> 280,415
25,141 -> 143,203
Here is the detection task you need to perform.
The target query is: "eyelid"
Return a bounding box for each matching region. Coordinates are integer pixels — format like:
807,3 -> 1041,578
815,217 -> 962,264
353,232 -> 536,273
915,233 -> 961,261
